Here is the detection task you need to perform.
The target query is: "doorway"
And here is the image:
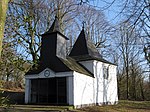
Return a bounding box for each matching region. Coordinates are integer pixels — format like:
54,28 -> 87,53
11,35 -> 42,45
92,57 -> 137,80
31,77 -> 67,105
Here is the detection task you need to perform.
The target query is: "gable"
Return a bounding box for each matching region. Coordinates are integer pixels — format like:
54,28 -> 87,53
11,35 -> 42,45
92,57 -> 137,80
25,68 -> 74,79
25,68 -> 55,79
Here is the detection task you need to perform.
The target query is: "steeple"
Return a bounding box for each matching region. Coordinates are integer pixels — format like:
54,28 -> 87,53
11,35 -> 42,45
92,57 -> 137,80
43,16 -> 60,35
69,27 -> 102,60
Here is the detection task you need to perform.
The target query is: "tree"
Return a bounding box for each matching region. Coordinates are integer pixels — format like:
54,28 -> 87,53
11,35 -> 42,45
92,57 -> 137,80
51,0 -> 79,33
82,0 -> 150,63
121,0 -> 150,63
0,0 -> 9,59
6,0 -> 80,64
0,40 -> 29,83
112,22 -> 148,100
6,0 -> 50,64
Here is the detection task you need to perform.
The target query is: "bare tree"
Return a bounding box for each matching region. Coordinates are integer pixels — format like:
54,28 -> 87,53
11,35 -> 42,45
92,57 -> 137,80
6,0 -> 80,64
112,22 -> 146,100
6,0 -> 49,64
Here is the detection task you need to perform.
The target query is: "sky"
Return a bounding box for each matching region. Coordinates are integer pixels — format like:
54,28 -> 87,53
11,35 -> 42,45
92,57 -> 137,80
88,0 -> 123,24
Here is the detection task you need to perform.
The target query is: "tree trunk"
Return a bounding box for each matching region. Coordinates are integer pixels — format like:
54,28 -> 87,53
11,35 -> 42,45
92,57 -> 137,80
0,0 -> 9,59
140,79 -> 145,100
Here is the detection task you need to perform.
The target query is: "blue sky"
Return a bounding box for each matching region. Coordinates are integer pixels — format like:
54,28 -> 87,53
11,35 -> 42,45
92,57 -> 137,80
88,0 -> 123,24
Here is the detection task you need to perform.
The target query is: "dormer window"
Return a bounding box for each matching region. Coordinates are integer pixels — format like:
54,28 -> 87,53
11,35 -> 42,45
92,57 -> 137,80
103,66 -> 109,79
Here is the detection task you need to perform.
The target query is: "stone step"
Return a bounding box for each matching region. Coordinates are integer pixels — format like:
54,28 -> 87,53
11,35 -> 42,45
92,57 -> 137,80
0,105 -> 74,112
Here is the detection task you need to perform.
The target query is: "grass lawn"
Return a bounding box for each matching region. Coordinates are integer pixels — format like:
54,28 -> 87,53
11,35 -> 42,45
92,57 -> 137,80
75,100 -> 150,112
0,100 -> 150,112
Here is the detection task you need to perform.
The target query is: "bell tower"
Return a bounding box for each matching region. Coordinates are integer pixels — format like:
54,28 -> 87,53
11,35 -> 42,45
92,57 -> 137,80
40,16 -> 69,66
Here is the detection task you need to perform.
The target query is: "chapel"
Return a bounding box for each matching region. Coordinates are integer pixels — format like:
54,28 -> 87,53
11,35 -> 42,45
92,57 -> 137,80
25,16 -> 118,108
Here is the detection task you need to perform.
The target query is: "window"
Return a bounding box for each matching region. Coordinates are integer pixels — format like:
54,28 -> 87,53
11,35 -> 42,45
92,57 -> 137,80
103,66 -> 109,79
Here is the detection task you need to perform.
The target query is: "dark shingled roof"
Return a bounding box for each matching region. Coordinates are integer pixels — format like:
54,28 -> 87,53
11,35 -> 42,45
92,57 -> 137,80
26,56 -> 94,77
26,56 -> 71,75
44,16 -> 60,34
69,28 -> 102,58
60,57 -> 94,77
70,55 -> 116,65
69,28 -> 115,65
42,16 -> 68,40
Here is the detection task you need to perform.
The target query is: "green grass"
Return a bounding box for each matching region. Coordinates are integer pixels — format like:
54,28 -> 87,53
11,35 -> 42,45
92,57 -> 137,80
0,100 -> 150,112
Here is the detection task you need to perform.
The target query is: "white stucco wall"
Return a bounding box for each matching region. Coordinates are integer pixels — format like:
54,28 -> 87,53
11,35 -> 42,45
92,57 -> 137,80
93,61 -> 104,104
94,61 -> 118,104
73,71 -> 94,106
73,60 -> 118,107
107,65 -> 118,104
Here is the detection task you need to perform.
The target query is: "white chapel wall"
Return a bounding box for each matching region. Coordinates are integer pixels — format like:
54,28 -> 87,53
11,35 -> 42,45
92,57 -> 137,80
107,65 -> 118,104
73,60 -> 118,107
94,61 -> 118,104
93,61 -> 105,104
73,71 -> 94,106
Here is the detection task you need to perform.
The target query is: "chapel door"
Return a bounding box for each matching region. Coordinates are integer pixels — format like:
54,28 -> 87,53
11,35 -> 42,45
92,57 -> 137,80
31,77 -> 67,104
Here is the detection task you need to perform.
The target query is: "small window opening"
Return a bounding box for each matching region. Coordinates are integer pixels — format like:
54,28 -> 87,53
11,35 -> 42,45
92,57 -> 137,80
103,66 -> 109,79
